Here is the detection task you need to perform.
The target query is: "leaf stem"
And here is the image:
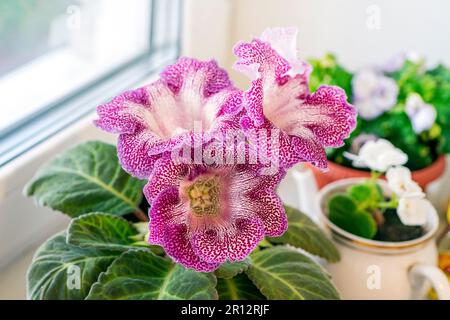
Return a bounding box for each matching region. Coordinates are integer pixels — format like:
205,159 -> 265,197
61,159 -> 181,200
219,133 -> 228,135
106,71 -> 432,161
134,209 -> 148,222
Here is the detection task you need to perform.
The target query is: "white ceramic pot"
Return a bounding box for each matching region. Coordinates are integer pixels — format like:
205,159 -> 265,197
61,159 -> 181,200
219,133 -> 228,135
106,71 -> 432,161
317,178 -> 450,300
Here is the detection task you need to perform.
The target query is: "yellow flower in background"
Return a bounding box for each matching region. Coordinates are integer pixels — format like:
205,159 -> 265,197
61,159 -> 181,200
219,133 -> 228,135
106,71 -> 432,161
447,203 -> 450,224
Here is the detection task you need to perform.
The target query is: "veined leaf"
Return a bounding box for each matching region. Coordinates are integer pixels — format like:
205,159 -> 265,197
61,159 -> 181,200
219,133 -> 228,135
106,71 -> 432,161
214,258 -> 252,279
217,273 -> 265,300
25,141 -> 146,218
87,250 -> 218,300
27,232 -> 119,300
67,212 -> 140,251
269,206 -> 340,262
246,246 -> 340,300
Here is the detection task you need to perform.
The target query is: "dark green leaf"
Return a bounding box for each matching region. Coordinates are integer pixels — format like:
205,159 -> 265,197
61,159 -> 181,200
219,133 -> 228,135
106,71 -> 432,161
246,246 -> 340,300
214,258 -> 252,279
25,141 -> 146,217
27,232 -> 119,300
67,212 -> 140,251
328,195 -> 377,239
217,273 -> 265,300
269,206 -> 340,262
348,182 -> 383,210
87,250 -> 218,300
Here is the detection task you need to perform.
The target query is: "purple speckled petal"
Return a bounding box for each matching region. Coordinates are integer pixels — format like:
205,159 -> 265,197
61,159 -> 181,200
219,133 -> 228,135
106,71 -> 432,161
163,223 -> 220,272
191,217 -> 265,264
161,57 -> 232,97
147,186 -> 183,245
117,130 -> 162,179
234,28 -> 355,170
94,87 -> 150,134
95,57 -> 242,179
299,85 -> 357,147
252,190 -> 287,237
230,166 -> 287,236
144,156 -> 188,202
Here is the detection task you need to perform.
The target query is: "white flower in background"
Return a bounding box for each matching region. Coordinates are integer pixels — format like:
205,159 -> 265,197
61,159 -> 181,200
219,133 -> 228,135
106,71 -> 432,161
352,69 -> 399,120
397,197 -> 434,226
345,139 -> 408,172
386,166 -> 424,198
386,165 -> 432,226
405,93 -> 437,134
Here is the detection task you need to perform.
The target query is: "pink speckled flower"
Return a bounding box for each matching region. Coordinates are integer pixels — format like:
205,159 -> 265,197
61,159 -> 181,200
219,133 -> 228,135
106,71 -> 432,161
95,57 -> 242,178
144,156 -> 286,272
233,27 -> 356,169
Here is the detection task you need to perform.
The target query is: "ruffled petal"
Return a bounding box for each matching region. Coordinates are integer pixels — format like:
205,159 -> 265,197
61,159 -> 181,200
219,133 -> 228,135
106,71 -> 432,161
94,87 -> 150,134
249,189 -> 287,237
148,187 -> 183,245
301,85 -> 357,147
234,28 -> 355,171
163,223 -> 219,272
233,38 -> 291,86
229,167 -> 287,236
96,57 -> 242,178
233,27 -> 310,127
191,217 -> 265,264
161,57 -> 232,97
290,134 -> 328,169
117,130 -> 162,179
144,156 -> 188,202
259,26 -> 308,78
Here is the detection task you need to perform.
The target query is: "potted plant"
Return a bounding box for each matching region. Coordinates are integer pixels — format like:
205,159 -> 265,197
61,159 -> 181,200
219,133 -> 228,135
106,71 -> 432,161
316,142 -> 450,299
23,27 -> 358,300
307,53 -> 449,188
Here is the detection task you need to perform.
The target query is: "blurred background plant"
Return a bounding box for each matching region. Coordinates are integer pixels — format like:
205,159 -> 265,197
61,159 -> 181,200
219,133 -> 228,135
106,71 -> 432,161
309,53 -> 450,171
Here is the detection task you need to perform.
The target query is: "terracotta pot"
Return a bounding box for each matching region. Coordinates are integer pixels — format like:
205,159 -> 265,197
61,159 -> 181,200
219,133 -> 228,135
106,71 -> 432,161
309,155 -> 446,189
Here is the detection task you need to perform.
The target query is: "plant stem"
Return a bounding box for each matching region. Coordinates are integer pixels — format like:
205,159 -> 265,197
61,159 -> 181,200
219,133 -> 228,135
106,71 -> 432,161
134,209 -> 148,222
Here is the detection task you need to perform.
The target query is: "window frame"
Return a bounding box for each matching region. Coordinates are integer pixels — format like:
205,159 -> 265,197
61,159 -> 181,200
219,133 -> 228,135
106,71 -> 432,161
0,0 -> 182,167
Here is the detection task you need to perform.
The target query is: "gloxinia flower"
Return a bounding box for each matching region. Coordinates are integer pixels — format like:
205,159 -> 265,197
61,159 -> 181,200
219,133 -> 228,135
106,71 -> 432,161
405,93 -> 437,134
95,57 -> 242,178
233,27 -> 356,169
345,139 -> 408,172
144,156 -> 287,272
352,69 -> 398,120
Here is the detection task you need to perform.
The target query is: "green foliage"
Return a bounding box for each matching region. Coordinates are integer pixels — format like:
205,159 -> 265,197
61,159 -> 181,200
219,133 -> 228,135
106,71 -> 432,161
348,182 -> 383,210
25,141 -> 146,218
87,250 -> 218,300
246,246 -> 340,300
26,142 -> 342,300
328,194 -> 377,239
268,206 -> 340,262
311,53 -> 450,169
217,273 -> 265,300
309,53 -> 353,97
27,232 -> 120,300
67,212 -> 141,251
214,259 -> 252,279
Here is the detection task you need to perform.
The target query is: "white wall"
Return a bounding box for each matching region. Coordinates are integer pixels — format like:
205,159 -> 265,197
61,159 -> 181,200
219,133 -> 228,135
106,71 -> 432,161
183,0 -> 450,88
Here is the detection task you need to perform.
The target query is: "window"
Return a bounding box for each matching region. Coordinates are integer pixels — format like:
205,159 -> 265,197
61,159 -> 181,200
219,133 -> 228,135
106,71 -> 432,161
0,0 -> 182,166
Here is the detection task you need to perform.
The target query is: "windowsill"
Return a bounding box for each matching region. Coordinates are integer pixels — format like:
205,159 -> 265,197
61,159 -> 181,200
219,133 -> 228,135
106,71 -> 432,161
0,70 -> 160,273
0,46 -> 147,132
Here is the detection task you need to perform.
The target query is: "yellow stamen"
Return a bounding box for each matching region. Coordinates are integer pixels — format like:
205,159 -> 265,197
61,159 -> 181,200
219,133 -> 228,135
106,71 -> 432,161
187,176 -> 220,216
